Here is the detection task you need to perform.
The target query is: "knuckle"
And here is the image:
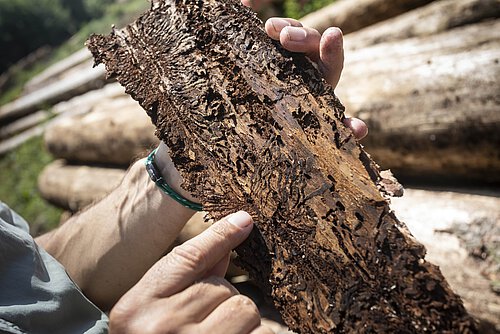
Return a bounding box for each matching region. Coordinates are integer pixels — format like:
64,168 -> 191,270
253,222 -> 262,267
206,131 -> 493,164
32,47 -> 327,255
169,242 -> 207,272
203,276 -> 239,296
231,294 -> 260,316
188,277 -> 236,301
109,297 -> 135,331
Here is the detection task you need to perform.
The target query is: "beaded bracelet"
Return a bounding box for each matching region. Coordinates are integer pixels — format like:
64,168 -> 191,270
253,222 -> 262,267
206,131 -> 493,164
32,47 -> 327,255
145,148 -> 203,211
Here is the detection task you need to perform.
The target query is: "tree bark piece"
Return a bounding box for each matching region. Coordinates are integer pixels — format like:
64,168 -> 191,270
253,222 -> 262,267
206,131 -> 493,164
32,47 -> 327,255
344,0 -> 500,50
45,96 -> 157,165
88,0 -> 476,332
337,20 -> 500,182
300,0 -> 434,35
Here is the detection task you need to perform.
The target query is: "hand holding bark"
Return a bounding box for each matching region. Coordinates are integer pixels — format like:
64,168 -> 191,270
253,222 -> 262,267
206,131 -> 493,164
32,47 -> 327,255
264,17 -> 367,139
109,211 -> 273,334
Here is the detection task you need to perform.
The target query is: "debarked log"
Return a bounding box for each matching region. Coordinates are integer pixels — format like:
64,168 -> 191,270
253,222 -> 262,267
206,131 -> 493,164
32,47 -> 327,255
300,0 -> 433,35
44,96 -> 158,165
88,0 -> 477,332
343,0 -> 500,51
338,20 -> 500,182
38,160 -> 126,211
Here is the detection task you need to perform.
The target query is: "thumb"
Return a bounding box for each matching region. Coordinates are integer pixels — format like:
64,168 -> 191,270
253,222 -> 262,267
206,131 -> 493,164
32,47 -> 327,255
140,211 -> 254,297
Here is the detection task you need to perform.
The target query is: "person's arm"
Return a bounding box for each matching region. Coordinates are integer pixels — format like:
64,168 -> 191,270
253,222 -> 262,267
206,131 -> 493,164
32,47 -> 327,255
36,143 -> 194,311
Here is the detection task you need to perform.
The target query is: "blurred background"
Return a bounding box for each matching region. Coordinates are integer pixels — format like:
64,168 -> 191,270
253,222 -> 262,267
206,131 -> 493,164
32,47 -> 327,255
0,0 -> 498,332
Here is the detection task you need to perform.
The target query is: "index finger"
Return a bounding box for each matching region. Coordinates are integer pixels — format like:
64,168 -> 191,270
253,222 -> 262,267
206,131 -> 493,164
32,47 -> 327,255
139,211 -> 254,297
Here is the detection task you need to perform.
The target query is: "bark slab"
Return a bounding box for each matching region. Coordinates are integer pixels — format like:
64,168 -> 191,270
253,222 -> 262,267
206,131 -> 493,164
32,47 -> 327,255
88,0 -> 476,332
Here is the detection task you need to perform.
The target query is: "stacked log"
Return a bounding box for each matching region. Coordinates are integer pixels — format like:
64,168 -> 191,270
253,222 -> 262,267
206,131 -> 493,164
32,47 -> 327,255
300,0 -> 434,34
44,96 -> 157,166
23,48 -> 94,94
38,85 -> 158,210
337,20 -> 500,182
0,64 -> 106,123
38,160 -> 125,212
344,0 -> 500,50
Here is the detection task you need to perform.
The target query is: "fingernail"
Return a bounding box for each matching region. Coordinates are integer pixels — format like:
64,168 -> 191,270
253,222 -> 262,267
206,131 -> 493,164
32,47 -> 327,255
285,26 -> 307,42
271,18 -> 291,33
227,211 -> 253,228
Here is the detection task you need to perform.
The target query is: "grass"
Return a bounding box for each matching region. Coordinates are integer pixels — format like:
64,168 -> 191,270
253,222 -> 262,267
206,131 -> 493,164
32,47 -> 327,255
0,136 -> 61,236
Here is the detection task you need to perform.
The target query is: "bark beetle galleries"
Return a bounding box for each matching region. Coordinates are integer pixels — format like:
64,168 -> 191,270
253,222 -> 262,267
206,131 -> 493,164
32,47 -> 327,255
87,0 -> 477,332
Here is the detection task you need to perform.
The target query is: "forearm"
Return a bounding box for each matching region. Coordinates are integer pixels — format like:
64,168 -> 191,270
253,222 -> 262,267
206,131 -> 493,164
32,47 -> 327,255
37,159 -> 196,310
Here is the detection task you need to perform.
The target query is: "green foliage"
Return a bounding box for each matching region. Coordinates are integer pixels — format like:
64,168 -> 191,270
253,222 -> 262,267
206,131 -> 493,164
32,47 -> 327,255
283,0 -> 335,19
0,0 -> 149,105
83,0 -> 116,18
0,136 -> 61,235
0,0 -> 74,73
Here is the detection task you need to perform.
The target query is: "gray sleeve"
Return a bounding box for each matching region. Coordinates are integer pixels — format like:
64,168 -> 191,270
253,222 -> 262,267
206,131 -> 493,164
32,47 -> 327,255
0,202 -> 109,334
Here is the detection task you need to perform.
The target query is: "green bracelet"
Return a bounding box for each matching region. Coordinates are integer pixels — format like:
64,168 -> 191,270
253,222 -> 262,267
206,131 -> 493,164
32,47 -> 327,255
145,148 -> 203,211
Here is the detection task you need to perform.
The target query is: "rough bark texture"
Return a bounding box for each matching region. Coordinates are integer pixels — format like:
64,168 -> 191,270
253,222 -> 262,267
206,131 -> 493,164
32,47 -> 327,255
338,20 -> 500,183
344,0 -> 500,50
88,0 -> 476,332
300,0 -> 434,35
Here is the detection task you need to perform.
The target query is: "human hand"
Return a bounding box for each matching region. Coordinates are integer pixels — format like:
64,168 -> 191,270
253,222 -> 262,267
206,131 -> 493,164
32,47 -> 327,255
109,211 -> 273,334
264,17 -> 368,140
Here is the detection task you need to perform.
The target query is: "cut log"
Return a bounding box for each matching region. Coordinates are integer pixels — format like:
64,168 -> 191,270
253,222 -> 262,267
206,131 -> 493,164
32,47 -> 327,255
0,64 -> 106,124
44,95 -> 158,165
88,0 -> 476,332
0,124 -> 45,156
337,20 -> 500,182
300,0 -> 434,35
51,82 -> 127,116
37,160 -> 126,211
344,0 -> 500,50
391,188 -> 500,331
24,48 -> 94,94
0,110 -> 51,140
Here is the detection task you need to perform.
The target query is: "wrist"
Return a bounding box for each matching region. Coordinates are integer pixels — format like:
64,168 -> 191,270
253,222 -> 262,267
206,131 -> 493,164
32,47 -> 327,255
150,143 -> 201,207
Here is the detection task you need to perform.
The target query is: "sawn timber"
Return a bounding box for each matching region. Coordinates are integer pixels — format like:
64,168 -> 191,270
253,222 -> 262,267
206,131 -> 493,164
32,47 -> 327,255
87,0 -> 477,332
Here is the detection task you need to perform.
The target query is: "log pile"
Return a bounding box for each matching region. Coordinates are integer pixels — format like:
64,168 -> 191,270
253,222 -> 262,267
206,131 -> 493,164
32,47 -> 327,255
87,0 -> 476,332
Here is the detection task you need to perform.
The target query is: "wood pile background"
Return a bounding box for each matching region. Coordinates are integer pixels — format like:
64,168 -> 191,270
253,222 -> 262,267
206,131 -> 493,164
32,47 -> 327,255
0,0 -> 498,331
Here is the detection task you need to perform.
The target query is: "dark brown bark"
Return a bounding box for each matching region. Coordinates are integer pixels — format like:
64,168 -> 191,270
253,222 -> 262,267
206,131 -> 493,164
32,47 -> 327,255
87,0 -> 477,332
